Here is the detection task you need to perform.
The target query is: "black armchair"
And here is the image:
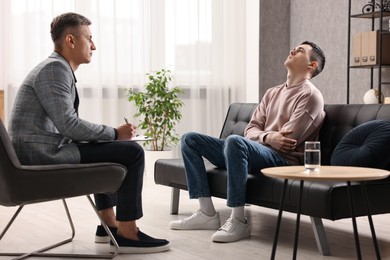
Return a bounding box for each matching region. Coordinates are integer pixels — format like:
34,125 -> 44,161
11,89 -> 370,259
0,120 -> 127,259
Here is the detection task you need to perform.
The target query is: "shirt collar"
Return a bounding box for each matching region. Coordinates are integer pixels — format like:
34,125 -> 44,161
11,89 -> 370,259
285,79 -> 309,88
49,51 -> 77,83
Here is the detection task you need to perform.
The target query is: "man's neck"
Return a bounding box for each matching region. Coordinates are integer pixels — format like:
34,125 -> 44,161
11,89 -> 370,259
286,72 -> 310,87
54,49 -> 79,71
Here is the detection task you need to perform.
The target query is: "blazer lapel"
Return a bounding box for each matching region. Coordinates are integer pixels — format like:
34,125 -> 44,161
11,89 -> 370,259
74,85 -> 79,116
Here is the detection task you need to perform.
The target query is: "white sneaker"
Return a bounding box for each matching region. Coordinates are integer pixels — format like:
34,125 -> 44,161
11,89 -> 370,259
211,217 -> 250,243
169,210 -> 221,230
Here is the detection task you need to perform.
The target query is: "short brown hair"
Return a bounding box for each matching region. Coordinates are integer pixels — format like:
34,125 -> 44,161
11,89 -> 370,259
301,41 -> 326,78
50,12 -> 91,43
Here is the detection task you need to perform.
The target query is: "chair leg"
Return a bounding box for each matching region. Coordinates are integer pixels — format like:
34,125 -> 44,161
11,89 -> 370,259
10,200 -> 76,259
0,197 -> 118,259
86,195 -> 119,257
170,188 -> 180,215
310,217 -> 331,256
0,200 -> 75,259
0,205 -> 24,241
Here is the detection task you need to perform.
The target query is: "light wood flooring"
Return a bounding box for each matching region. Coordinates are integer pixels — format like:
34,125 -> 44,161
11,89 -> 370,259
1,172 -> 390,260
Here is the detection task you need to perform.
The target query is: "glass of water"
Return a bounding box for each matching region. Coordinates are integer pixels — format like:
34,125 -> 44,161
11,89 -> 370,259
304,141 -> 321,172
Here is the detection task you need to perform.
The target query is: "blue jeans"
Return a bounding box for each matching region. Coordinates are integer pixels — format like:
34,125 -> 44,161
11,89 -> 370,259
181,132 -> 290,207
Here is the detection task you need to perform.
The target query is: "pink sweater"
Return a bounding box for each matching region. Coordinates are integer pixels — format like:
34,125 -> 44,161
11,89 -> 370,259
244,79 -> 325,165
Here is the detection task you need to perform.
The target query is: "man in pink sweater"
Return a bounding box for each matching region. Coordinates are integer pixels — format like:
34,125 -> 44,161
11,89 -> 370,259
170,41 -> 326,243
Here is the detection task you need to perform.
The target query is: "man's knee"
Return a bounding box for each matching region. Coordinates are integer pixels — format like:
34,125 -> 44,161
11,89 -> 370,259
116,142 -> 144,164
132,142 -> 144,159
223,135 -> 247,155
181,132 -> 200,149
224,135 -> 245,148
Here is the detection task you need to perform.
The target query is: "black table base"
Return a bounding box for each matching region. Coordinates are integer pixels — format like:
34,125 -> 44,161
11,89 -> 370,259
271,180 -> 381,260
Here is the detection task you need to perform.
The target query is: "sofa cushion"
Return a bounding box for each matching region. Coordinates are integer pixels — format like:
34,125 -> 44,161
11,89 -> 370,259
330,120 -> 390,170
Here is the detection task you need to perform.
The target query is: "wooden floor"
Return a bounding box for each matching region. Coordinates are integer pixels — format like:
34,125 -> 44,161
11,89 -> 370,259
1,172 -> 390,260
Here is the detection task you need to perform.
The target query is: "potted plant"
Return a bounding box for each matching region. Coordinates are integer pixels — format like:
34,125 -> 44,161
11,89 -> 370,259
127,69 -> 184,174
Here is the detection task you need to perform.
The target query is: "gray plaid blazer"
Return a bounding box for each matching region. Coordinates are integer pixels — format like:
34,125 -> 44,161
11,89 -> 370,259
9,52 -> 115,165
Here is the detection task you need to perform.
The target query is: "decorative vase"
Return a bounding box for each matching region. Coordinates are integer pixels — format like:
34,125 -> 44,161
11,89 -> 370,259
363,88 -> 384,104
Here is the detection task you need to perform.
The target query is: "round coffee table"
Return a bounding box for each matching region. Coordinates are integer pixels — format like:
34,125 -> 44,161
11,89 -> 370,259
261,165 -> 390,260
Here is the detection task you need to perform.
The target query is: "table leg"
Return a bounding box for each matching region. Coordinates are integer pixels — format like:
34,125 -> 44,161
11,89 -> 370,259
293,180 -> 304,260
347,181 -> 362,260
271,179 -> 288,260
361,182 -> 381,260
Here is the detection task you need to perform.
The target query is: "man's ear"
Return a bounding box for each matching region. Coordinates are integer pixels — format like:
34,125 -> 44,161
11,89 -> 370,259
308,61 -> 318,73
65,34 -> 75,48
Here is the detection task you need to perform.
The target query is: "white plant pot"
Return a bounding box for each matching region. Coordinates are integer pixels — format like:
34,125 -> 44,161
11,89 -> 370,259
144,149 -> 176,177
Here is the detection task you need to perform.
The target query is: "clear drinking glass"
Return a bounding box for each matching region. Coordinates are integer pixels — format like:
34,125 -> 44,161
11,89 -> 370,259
304,141 -> 321,172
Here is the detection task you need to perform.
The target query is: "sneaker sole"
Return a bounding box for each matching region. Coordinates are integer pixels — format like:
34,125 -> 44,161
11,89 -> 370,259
109,243 -> 170,254
212,229 -> 251,243
170,223 -> 220,230
95,236 -> 110,243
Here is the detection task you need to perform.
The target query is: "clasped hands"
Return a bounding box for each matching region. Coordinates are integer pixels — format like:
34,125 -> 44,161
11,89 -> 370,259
264,130 -> 297,153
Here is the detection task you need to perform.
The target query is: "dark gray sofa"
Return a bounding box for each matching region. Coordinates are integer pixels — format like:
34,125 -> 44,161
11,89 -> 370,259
154,103 -> 390,255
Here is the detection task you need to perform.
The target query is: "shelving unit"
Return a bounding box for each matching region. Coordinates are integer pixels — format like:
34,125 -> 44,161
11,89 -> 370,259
347,0 -> 390,104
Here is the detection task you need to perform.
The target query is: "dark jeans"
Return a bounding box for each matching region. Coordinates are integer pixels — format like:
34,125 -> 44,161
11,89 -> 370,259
77,141 -> 144,221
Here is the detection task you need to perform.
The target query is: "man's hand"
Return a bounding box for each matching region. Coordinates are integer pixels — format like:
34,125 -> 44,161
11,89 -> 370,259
265,130 -> 297,153
116,123 -> 137,140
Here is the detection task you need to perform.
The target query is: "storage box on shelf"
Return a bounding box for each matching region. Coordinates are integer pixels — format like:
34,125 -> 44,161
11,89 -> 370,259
347,0 -> 390,103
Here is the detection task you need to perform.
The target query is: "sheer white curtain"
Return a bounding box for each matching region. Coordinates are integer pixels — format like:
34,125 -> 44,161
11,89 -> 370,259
166,0 -> 246,136
1,0 -> 246,138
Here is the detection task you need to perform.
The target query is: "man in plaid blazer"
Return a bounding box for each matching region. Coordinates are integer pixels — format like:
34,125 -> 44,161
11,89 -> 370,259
8,12 -> 169,254
9,50 -> 114,165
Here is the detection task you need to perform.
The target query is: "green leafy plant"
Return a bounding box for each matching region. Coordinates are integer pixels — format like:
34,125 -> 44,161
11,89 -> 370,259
128,69 -> 184,151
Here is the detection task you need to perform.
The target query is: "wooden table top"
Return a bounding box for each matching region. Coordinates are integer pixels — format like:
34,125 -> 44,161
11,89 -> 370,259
261,166 -> 390,182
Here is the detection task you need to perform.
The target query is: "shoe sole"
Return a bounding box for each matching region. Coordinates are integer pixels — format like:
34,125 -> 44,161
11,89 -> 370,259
169,220 -> 221,230
170,224 -> 220,230
95,236 -> 110,243
109,243 -> 170,254
212,229 -> 251,243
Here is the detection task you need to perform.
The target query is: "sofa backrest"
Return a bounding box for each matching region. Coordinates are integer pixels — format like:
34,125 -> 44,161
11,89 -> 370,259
320,104 -> 390,165
219,103 -> 257,139
219,103 -> 390,165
